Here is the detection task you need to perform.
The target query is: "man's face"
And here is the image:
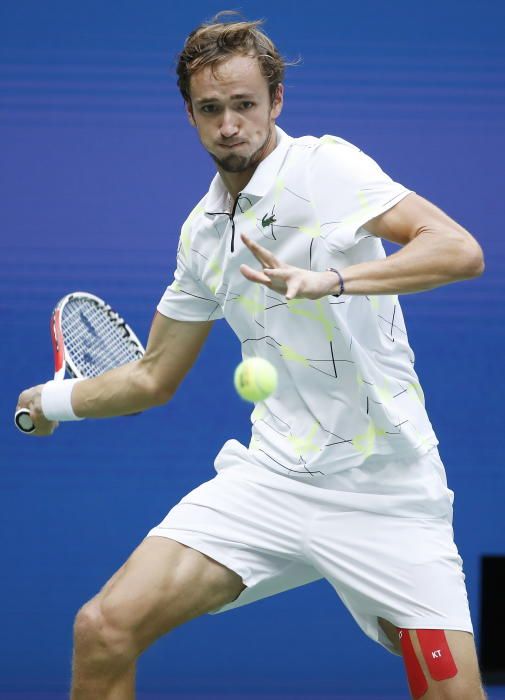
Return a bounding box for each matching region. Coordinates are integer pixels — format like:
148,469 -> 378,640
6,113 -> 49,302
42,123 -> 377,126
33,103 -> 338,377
187,53 -> 283,173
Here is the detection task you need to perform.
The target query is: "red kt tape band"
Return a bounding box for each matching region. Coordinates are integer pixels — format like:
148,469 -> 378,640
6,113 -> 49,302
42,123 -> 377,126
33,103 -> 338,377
399,629 -> 429,699
417,629 -> 458,681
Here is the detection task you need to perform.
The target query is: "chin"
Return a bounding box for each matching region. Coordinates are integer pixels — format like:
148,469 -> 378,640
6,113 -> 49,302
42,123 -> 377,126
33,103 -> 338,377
212,153 -> 252,173
221,157 -> 252,173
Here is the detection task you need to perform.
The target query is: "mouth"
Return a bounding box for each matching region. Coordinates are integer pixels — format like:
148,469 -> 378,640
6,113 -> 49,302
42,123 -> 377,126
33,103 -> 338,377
219,142 -> 246,149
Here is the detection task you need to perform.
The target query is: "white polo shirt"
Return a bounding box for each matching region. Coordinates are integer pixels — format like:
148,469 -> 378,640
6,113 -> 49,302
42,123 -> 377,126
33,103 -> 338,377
158,126 -> 438,479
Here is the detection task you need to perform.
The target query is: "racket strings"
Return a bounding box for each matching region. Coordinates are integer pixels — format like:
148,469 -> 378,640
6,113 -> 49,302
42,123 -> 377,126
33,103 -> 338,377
61,299 -> 143,377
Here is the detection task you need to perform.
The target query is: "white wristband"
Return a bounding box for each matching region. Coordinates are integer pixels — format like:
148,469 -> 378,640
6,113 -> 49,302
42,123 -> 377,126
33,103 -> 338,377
41,379 -> 85,422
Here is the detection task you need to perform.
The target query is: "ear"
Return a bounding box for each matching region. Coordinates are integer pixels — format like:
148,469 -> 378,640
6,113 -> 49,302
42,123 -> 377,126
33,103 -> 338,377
185,101 -> 196,127
271,83 -> 284,120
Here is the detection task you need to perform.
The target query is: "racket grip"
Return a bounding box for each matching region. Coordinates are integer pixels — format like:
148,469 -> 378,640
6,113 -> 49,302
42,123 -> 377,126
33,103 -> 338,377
15,408 -> 36,434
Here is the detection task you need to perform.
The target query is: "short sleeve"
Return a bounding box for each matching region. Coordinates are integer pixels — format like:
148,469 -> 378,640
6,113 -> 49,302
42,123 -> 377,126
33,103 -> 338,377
157,218 -> 224,323
308,135 -> 413,251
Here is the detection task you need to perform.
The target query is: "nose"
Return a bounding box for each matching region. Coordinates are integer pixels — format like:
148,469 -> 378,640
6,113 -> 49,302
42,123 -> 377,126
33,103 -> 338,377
219,108 -> 240,138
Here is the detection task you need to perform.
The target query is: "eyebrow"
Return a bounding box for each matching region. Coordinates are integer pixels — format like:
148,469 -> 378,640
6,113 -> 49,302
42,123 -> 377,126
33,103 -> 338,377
195,93 -> 255,105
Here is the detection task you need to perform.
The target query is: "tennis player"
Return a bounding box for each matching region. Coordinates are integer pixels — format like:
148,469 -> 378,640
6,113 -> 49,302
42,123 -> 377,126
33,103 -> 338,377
17,15 -> 486,700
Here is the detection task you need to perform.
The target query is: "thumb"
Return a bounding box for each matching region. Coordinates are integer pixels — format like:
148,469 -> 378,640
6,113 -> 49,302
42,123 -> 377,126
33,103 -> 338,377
285,281 -> 300,301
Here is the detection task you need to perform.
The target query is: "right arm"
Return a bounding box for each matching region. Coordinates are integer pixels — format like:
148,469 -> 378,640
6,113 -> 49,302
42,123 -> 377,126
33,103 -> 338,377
16,312 -> 213,435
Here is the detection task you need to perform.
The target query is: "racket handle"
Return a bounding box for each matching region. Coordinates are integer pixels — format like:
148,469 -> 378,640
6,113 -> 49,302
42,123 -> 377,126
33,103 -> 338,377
15,409 -> 36,434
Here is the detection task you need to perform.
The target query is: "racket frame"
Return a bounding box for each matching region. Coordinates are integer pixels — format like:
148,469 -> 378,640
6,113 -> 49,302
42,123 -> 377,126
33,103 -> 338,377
15,291 -> 145,433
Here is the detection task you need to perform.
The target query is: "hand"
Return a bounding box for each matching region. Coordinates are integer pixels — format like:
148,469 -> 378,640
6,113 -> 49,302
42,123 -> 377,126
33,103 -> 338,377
239,234 -> 340,301
16,385 -> 59,436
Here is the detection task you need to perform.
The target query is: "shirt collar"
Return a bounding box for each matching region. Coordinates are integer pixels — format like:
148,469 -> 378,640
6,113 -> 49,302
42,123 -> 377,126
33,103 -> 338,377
204,126 -> 292,215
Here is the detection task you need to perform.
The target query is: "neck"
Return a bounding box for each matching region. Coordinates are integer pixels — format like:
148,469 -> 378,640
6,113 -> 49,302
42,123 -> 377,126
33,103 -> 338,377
218,167 -> 256,202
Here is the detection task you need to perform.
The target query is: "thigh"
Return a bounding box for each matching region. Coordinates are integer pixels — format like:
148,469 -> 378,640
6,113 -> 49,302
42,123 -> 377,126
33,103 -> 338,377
85,536 -> 246,652
148,468 -> 322,614
382,623 -> 484,699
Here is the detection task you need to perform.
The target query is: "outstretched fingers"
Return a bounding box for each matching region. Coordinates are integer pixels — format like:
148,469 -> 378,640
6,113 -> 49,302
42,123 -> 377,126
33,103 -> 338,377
241,234 -> 281,269
264,268 -> 300,300
239,263 -> 273,286
240,234 -> 306,298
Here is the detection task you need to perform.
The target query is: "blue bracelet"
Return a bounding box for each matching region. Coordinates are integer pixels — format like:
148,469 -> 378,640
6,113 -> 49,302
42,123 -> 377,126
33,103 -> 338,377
327,267 -> 345,297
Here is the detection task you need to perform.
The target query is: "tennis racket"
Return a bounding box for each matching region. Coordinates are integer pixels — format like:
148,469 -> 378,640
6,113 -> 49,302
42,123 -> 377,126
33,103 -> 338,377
15,291 -> 145,433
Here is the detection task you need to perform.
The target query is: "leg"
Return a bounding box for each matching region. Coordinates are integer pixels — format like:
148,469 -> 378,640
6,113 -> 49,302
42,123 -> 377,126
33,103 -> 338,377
71,535 -> 246,700
379,618 -> 486,699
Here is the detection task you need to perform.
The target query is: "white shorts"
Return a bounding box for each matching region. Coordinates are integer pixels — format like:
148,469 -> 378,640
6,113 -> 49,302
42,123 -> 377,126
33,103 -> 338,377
147,442 -> 473,654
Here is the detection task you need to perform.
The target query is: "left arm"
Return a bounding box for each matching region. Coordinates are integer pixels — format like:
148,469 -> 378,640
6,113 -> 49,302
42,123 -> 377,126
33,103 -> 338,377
240,193 -> 484,299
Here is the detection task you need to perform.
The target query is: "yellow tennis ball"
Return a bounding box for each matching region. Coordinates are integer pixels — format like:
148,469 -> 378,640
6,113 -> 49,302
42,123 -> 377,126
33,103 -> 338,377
234,357 -> 278,403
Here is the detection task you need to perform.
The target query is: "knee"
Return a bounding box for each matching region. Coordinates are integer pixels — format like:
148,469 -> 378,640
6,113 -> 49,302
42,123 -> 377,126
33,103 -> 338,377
73,599 -> 136,670
440,678 -> 486,700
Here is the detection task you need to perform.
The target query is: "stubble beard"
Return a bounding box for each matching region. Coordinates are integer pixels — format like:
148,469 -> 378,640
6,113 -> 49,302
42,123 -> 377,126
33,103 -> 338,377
210,126 -> 273,173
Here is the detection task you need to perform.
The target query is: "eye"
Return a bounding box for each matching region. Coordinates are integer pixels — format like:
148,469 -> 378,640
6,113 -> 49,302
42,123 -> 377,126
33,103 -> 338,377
240,101 -> 255,110
200,104 -> 219,114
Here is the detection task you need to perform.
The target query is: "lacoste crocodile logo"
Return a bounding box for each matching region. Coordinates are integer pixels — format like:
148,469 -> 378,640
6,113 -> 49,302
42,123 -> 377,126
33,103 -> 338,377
261,213 -> 277,227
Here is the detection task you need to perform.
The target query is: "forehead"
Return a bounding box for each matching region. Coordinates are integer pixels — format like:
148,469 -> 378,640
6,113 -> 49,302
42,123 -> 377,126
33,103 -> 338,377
190,53 -> 268,101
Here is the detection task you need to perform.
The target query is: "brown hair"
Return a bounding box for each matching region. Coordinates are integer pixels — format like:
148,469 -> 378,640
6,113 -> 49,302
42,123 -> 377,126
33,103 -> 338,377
176,12 -> 287,104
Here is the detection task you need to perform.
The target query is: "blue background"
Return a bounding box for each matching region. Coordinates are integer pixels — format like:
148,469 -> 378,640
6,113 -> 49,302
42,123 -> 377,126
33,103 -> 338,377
1,0 -> 504,697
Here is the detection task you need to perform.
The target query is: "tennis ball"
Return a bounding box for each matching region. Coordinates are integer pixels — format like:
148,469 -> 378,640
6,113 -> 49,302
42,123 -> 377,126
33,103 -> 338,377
234,357 -> 278,403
